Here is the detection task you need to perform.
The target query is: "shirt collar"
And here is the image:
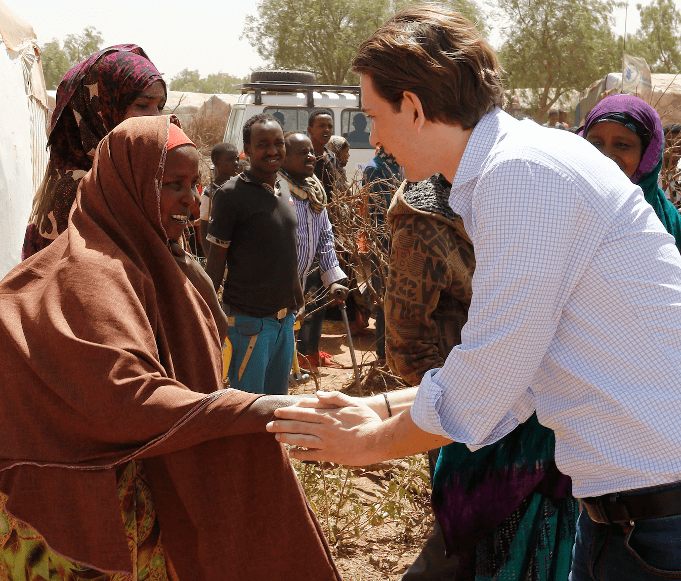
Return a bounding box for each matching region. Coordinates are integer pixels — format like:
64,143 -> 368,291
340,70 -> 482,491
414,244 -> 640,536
452,108 -> 517,188
238,170 -> 279,195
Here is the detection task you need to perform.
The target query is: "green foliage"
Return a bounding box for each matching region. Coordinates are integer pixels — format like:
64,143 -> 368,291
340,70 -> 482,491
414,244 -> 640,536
294,455 -> 431,545
498,0 -> 622,120
242,0 -> 486,86
169,69 -> 248,93
62,26 -> 104,66
40,39 -> 72,90
629,0 -> 681,73
39,27 -> 104,90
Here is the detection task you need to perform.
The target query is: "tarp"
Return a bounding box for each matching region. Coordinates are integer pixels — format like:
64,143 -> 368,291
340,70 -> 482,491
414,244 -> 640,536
163,91 -> 238,122
576,73 -> 681,126
0,0 -> 49,278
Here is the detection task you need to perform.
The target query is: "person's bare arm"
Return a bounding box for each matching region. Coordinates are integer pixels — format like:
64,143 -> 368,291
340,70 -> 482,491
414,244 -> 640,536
206,243 -> 228,292
199,220 -> 210,255
266,391 -> 451,465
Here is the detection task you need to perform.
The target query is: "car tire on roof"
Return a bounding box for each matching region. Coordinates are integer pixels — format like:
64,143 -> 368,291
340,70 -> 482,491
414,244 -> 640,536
250,70 -> 316,85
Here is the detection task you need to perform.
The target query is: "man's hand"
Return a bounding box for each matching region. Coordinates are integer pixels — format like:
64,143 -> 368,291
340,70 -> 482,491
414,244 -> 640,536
329,282 -> 350,304
295,305 -> 306,322
266,391 -> 384,465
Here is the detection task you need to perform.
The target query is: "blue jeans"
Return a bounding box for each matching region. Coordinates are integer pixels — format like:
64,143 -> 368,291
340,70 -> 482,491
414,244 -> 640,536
226,312 -> 294,395
571,485 -> 681,580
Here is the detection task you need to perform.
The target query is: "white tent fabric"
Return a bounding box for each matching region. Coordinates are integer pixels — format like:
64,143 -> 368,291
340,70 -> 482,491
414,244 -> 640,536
0,0 -> 49,279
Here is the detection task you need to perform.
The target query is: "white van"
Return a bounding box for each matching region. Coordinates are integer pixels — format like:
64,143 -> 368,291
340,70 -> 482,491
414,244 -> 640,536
222,71 -> 375,180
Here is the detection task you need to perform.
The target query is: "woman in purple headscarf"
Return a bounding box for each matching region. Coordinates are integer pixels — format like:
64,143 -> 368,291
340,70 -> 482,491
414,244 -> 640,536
582,94 -> 681,250
22,44 -> 166,259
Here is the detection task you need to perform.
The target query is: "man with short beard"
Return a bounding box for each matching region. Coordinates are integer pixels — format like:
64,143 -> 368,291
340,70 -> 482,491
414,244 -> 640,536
206,114 -> 304,394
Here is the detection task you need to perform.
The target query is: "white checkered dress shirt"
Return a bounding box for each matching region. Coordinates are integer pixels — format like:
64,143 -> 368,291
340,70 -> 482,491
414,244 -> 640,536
411,108 -> 681,498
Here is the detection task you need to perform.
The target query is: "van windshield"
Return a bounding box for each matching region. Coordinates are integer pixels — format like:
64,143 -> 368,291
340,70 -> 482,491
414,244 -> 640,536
341,110 -> 372,149
264,107 -> 320,133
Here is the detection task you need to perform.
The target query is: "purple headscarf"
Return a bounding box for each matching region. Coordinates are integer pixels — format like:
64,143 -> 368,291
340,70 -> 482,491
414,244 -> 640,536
582,94 -> 663,183
582,94 -> 681,250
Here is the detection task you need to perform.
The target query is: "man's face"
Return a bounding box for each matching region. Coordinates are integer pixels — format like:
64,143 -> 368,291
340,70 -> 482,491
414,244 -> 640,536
283,134 -> 316,181
244,120 -> 285,176
214,150 -> 240,181
361,75 -> 424,181
308,114 -> 334,147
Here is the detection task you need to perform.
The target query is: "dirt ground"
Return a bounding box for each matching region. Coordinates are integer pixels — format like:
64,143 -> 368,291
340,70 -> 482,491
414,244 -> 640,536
289,319 -> 436,581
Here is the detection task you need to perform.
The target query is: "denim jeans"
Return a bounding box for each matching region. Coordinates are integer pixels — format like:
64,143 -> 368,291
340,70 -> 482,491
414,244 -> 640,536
570,484 -> 681,580
226,312 -> 294,395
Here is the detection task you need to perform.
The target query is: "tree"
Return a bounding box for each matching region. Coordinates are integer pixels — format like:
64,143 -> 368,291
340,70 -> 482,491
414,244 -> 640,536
497,0 -> 622,121
628,0 -> 681,73
242,0 -> 486,86
169,69 -> 248,93
62,26 -> 104,65
41,39 -> 72,90
39,27 -> 104,90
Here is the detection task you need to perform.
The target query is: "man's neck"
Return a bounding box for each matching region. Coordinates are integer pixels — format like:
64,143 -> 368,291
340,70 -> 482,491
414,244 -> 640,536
281,168 -> 311,185
312,140 -> 326,157
430,123 -> 475,184
247,167 -> 277,188
214,173 -> 234,185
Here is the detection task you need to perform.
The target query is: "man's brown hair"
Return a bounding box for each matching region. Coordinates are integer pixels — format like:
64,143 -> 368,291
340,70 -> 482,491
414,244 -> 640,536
352,5 -> 503,130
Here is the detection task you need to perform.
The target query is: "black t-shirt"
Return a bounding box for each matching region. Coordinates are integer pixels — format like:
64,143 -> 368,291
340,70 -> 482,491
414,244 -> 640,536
207,174 -> 298,317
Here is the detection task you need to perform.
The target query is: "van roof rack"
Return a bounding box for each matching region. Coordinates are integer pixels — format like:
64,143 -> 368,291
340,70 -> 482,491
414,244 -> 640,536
235,82 -> 361,107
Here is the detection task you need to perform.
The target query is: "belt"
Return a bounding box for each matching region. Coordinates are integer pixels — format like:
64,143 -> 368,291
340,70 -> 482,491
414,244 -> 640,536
582,482 -> 681,525
225,304 -> 291,320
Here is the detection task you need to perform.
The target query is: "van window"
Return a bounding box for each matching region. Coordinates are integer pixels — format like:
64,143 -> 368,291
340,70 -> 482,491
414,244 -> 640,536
225,107 -> 246,146
341,110 -> 372,149
264,107 -> 321,133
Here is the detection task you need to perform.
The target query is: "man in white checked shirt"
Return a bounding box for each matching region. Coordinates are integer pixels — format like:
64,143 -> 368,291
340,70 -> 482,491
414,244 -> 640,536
267,6 -> 681,578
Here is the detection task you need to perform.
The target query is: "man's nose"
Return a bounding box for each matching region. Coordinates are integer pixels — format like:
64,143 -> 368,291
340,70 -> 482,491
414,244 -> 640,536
369,124 -> 378,147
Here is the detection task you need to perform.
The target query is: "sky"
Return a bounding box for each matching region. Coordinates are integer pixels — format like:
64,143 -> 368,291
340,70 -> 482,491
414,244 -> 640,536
4,0 -> 655,82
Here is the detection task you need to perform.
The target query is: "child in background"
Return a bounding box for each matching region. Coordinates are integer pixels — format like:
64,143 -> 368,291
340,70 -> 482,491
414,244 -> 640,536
199,142 -> 240,253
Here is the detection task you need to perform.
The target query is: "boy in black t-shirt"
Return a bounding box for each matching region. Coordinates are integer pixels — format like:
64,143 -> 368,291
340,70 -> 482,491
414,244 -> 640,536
206,114 -> 304,394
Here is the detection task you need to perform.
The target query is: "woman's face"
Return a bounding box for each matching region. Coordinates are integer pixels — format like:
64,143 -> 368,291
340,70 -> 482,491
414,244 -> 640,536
123,81 -> 166,120
160,145 -> 200,242
338,144 -> 350,167
585,121 -> 643,180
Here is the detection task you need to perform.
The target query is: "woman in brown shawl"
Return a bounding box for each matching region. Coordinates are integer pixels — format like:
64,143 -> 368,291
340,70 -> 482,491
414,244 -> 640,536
22,44 -> 166,259
0,115 -> 340,581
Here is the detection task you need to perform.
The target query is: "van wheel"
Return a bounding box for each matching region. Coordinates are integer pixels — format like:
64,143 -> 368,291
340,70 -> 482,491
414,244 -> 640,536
250,70 -> 316,85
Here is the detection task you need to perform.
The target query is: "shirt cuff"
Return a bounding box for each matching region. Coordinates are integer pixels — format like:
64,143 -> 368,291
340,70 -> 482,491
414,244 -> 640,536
410,369 -> 451,438
411,369 -> 533,449
206,234 -> 230,248
321,266 -> 347,287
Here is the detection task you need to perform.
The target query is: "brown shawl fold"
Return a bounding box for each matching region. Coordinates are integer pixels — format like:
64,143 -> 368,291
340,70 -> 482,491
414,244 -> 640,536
0,115 -> 340,580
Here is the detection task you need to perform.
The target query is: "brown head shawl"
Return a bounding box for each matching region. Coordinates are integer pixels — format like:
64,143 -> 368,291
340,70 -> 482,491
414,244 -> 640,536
0,115 -> 339,580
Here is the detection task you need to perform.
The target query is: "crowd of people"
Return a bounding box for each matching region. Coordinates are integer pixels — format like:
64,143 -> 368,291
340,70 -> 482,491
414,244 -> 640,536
1,5 -> 681,581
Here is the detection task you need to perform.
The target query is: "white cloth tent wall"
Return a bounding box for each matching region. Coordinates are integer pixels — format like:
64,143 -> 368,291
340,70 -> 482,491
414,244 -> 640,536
0,1 -> 49,279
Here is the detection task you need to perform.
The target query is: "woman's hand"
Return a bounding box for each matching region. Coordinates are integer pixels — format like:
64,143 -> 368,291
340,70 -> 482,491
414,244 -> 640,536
266,391 -> 385,465
170,242 -> 229,342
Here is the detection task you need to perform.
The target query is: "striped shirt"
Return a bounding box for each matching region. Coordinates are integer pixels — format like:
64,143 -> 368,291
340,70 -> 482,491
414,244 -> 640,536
278,173 -> 346,287
411,108 -> 681,498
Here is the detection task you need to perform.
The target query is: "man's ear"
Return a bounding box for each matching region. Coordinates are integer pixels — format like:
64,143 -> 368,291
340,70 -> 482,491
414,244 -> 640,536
402,91 -> 426,132
243,142 -> 251,158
